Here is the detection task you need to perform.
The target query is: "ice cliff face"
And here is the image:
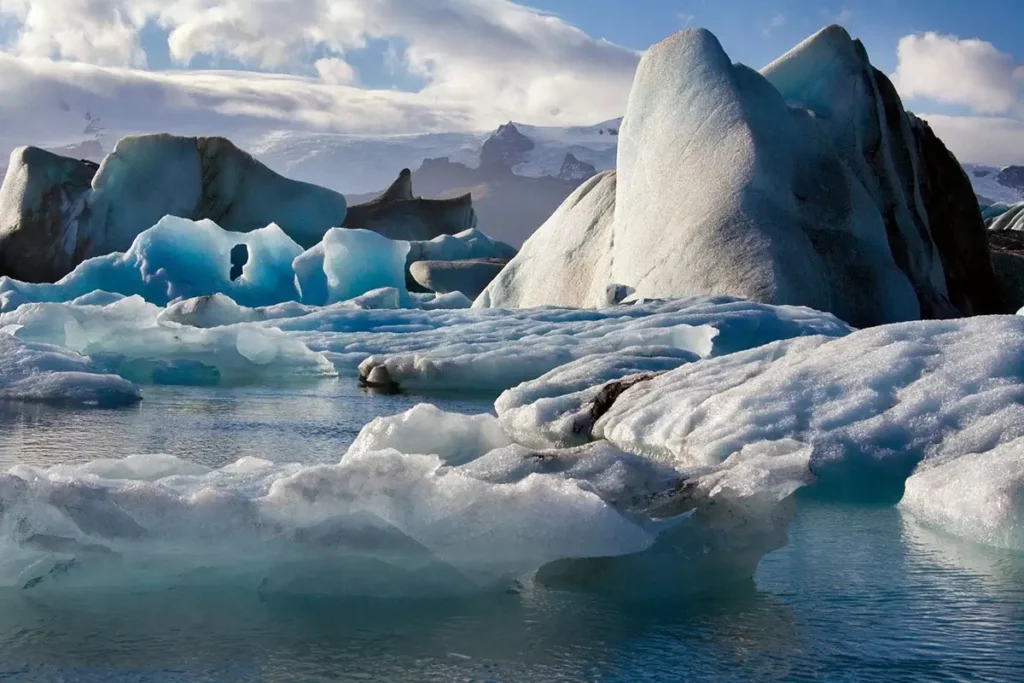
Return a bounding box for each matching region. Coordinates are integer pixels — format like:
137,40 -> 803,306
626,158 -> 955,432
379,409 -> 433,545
478,26 -> 1001,326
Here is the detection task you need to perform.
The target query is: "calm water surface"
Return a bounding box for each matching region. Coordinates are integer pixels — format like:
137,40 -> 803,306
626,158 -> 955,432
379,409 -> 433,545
0,384 -> 1021,682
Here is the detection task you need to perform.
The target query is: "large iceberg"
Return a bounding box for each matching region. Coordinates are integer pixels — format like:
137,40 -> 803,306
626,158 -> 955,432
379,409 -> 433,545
0,332 -> 139,406
477,27 -> 1001,325
0,135 -> 349,282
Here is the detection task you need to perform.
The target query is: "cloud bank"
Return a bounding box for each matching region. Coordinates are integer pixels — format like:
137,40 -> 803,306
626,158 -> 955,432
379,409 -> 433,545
892,32 -> 1024,164
0,0 -> 639,150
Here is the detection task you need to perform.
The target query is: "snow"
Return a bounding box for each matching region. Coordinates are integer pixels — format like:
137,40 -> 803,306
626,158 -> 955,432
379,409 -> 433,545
354,297 -> 849,393
248,121 -> 620,196
0,333 -> 140,406
965,164 -> 1024,205
594,316 -> 1024,502
900,439 -> 1024,550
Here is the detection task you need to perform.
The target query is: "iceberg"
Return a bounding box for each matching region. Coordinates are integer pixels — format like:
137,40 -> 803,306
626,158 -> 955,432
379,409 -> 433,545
593,316 -> 1024,501
477,27 -> 1001,324
0,135 -> 349,282
475,171 -> 617,309
988,202 -> 1024,232
352,297 -> 850,393
294,228 -> 410,306
0,404 -> 811,597
0,296 -> 336,386
0,218 -> 412,312
495,346 -> 698,449
0,333 -> 139,406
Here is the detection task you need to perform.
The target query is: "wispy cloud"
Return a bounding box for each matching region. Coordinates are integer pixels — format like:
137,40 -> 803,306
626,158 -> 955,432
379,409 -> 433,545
762,13 -> 786,37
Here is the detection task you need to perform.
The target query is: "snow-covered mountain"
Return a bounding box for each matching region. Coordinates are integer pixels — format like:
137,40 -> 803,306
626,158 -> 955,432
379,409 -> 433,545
246,118 -> 620,196
964,164 -> 1024,204
3,113 -> 1018,247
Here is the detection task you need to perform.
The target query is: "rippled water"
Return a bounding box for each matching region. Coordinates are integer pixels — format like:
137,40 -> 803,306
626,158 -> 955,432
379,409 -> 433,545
1,385 -> 1022,682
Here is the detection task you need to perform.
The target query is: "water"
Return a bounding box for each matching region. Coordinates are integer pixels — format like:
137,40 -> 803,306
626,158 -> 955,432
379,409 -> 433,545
1,384 -> 1022,682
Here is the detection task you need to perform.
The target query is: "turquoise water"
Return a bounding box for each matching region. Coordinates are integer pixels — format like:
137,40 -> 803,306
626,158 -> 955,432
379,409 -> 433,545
1,384 -> 1022,682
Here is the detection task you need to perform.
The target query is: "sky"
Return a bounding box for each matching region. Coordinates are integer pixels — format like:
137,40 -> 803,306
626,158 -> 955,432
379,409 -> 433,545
0,0 -> 1022,163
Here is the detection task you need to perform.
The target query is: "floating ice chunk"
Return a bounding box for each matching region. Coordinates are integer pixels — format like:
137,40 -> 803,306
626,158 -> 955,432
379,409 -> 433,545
0,447 -> 654,593
495,346 -> 698,449
0,216 -> 304,310
413,291 -> 474,310
0,333 -> 139,406
293,228 -> 410,306
158,293 -> 269,328
351,297 -> 849,394
0,296 -> 335,385
900,439 -> 1024,550
347,404 -> 513,466
595,316 -> 1024,501
408,228 -> 517,264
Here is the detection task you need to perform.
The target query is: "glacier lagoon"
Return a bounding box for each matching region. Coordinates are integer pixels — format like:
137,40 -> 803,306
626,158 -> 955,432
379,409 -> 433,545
0,382 -> 1022,682
0,221 -> 1022,679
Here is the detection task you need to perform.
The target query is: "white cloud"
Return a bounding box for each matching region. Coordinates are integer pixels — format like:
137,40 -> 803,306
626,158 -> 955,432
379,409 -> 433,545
314,57 -> 358,85
0,0 -> 640,141
917,113 -> 1024,166
892,32 -> 1024,115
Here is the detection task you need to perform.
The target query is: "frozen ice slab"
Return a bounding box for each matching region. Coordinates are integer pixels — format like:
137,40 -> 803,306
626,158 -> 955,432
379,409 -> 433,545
346,297 -> 850,393
594,316 -> 1024,501
0,447 -> 653,595
0,296 -> 335,386
293,228 -> 410,306
900,439 -> 1024,550
0,333 -> 139,406
408,228 -> 517,264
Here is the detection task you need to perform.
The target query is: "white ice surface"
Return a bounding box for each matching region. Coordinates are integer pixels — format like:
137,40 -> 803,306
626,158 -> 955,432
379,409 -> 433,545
350,297 -> 850,393
900,438 -> 1024,550
0,332 -> 140,406
0,400 -> 810,596
595,316 -> 1024,500
495,346 -> 698,449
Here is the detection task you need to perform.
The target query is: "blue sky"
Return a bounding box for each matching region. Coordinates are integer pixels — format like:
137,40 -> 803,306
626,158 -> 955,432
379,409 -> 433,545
0,1 -> 1022,163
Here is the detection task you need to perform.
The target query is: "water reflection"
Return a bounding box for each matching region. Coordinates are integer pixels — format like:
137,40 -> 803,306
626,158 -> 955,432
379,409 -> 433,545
0,582 -> 801,682
0,381 -> 495,470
